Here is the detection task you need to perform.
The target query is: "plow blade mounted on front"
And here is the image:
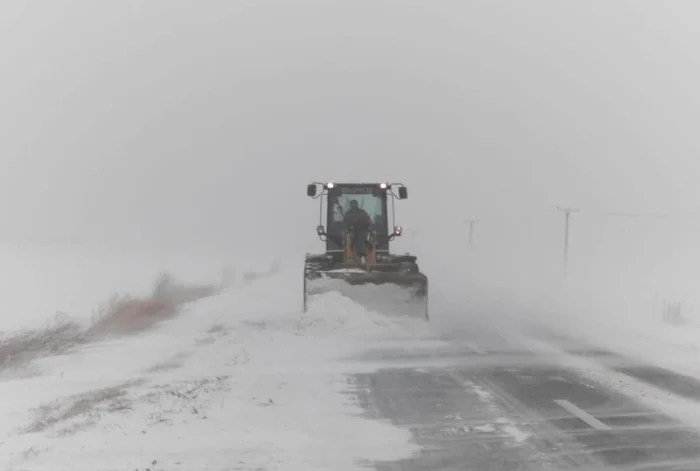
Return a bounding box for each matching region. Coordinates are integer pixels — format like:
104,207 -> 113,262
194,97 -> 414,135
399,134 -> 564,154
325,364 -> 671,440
303,265 -> 429,321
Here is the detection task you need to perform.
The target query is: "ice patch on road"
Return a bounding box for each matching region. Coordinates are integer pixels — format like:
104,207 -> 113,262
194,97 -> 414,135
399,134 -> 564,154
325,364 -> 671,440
500,420 -> 531,443
446,372 -> 532,446
464,419 -> 530,444
473,384 -> 495,402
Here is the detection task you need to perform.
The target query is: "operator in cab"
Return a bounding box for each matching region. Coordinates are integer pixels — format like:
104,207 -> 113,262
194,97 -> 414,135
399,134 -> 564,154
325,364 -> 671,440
343,200 -> 372,229
343,199 -> 372,262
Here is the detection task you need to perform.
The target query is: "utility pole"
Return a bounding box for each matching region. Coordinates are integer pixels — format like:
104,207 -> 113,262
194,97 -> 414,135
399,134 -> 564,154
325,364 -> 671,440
464,219 -> 478,248
557,207 -> 578,277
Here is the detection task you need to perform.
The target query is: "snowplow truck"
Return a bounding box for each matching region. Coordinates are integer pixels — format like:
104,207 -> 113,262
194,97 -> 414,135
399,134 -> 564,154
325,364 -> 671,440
303,181 -> 429,320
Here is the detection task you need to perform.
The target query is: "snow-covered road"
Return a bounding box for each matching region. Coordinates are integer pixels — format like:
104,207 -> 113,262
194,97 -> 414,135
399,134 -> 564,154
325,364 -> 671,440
355,319 -> 700,470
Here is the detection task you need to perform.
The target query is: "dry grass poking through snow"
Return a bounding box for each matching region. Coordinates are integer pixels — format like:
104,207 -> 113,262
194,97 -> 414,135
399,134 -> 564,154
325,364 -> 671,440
87,272 -> 219,337
0,272 -> 221,372
21,379 -> 147,437
0,264 -> 282,373
0,319 -> 84,371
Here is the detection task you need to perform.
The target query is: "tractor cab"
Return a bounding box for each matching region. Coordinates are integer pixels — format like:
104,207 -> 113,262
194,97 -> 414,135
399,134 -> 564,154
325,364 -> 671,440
306,182 -> 407,264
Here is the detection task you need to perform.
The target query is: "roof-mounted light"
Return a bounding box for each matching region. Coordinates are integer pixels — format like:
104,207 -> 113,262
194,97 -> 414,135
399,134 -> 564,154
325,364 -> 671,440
326,182 -> 335,189
379,182 -> 389,189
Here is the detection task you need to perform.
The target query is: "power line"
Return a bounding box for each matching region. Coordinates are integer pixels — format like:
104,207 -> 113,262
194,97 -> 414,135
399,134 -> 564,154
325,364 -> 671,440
557,207 -> 579,278
464,219 -> 478,248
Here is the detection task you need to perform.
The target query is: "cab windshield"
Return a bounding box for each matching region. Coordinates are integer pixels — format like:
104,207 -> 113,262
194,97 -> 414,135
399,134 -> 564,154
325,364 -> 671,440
327,186 -> 387,234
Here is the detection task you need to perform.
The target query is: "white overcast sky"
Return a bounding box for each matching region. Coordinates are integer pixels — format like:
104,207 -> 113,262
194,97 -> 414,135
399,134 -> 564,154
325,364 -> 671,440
0,1 -> 698,258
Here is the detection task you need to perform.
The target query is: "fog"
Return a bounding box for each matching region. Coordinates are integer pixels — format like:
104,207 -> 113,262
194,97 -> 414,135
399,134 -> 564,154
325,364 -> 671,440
2,1 -> 700,327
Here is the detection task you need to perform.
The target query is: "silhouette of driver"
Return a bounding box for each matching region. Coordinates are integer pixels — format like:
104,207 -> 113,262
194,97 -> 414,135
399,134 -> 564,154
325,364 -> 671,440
343,200 -> 372,260
343,200 -> 372,229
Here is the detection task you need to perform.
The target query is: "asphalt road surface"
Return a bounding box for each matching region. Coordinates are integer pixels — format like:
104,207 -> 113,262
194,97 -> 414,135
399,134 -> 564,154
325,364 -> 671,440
351,322 -> 700,470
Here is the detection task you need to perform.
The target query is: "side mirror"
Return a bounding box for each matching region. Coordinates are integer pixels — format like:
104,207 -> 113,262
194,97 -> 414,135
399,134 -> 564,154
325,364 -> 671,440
398,187 -> 408,199
307,184 -> 317,197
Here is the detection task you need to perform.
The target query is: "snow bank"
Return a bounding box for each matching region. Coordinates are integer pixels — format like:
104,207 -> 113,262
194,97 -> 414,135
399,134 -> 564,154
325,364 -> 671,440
0,266 -> 428,470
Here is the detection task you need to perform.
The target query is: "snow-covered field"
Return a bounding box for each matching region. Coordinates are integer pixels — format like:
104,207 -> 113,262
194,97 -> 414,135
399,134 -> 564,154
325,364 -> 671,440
0,244 -> 437,471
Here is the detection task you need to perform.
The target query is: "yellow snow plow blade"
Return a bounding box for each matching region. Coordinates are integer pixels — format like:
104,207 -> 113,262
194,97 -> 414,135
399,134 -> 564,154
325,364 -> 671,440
303,260 -> 429,320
